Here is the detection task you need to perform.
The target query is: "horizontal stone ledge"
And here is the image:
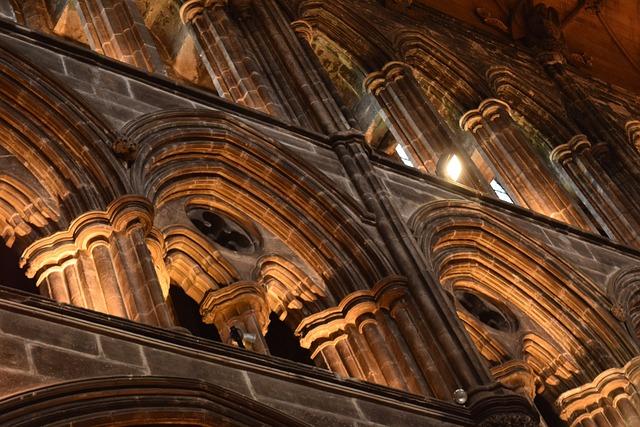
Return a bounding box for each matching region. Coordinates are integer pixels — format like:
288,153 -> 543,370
0,285 -> 472,424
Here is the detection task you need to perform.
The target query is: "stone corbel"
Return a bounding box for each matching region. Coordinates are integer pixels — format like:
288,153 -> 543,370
626,121 -> 640,154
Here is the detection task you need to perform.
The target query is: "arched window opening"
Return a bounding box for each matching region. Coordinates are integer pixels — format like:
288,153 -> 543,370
0,238 -> 38,294
490,179 -> 514,204
169,285 -> 221,342
265,313 -> 313,365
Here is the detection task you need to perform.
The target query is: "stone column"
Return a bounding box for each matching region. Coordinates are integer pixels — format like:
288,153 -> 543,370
460,98 -> 594,231
179,0 -> 285,118
229,1 -> 347,133
539,55 -> 640,208
364,61 -> 454,174
298,277 -> 446,397
329,130 -> 538,425
199,281 -> 270,354
550,135 -> 640,247
74,0 -> 166,74
557,356 -> 640,427
21,196 -> 173,328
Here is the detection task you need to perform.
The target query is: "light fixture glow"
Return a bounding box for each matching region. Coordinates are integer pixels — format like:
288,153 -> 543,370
445,154 -> 462,182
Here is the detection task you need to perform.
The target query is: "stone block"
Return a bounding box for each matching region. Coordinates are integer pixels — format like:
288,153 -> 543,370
99,335 -> 145,367
0,370 -> 54,399
30,344 -> 145,380
248,372 -> 361,418
127,80 -> 192,109
260,399 -> 357,427
0,335 -> 30,371
143,347 -> 251,396
0,312 -> 99,355
355,399 -> 461,427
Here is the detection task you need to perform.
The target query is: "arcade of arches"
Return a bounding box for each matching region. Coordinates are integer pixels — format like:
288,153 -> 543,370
1,0 -> 640,426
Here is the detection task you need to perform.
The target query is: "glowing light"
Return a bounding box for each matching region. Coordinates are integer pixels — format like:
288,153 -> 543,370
445,154 -> 462,182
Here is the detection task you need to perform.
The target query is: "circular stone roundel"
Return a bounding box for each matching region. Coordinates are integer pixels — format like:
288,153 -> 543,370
188,208 -> 257,254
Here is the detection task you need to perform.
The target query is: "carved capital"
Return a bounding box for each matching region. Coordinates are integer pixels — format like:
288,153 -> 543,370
328,129 -> 366,147
290,20 -> 315,43
296,275 -> 409,354
179,0 -> 226,24
199,281 -> 269,332
364,61 -> 412,95
460,98 -> 511,132
626,120 -> 640,153
112,134 -> 138,163
467,382 -> 538,427
21,195 -> 155,280
549,134 -> 591,164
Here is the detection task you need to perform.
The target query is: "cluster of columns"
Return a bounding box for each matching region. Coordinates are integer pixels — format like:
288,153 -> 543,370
557,356 -> 640,427
74,0 -> 167,74
199,281 -> 271,354
20,196 -> 173,328
460,98 -> 594,230
535,54 -> 640,248
178,0 -> 346,132
296,276 -> 448,397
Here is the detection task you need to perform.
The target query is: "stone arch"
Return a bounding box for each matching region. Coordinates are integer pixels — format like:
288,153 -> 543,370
0,376 -> 310,426
126,108 -> 393,308
394,29 -> 488,119
0,44 -> 128,248
297,0 -> 394,72
410,199 -> 638,400
626,120 -> 640,154
607,266 -> 640,343
486,65 -> 576,148
163,225 -> 239,303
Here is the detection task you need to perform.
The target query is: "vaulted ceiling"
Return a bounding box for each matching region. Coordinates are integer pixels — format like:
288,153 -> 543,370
387,0 -> 640,93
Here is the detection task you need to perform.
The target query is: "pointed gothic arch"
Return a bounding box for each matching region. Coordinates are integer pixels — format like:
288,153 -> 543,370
486,65 -> 577,148
394,29 -> 488,118
125,109 -> 393,311
0,376 -> 310,426
410,199 -> 638,400
0,44 -> 128,248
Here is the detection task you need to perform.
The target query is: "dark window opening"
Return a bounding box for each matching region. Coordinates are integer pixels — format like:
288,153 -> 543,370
457,292 -> 516,332
265,313 -> 313,365
188,209 -> 255,253
0,238 -> 38,294
534,394 -> 567,427
169,285 -> 221,342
